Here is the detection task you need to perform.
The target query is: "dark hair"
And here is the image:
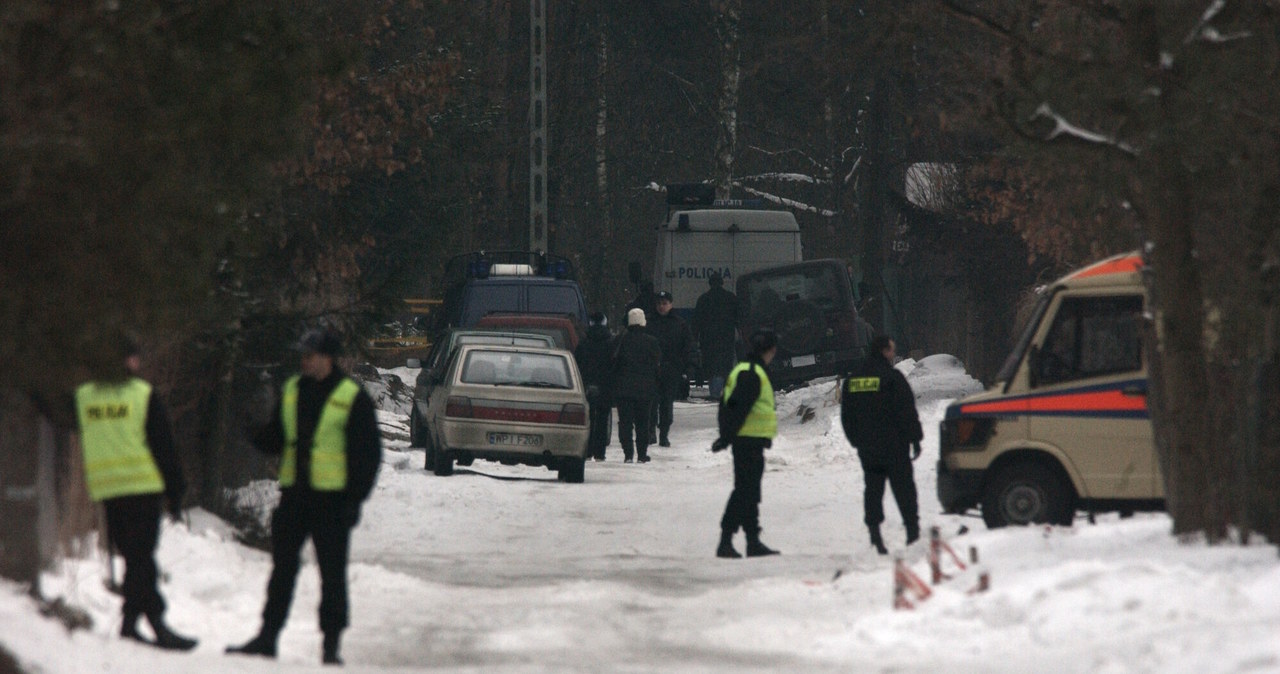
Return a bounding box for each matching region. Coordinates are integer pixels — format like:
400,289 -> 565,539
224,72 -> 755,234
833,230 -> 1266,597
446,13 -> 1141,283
749,328 -> 778,356
298,328 -> 344,357
869,335 -> 893,356
588,311 -> 608,327
708,272 -> 723,287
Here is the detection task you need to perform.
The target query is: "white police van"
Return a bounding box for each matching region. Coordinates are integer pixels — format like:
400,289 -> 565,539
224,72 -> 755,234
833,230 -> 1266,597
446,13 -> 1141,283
648,184 -> 803,318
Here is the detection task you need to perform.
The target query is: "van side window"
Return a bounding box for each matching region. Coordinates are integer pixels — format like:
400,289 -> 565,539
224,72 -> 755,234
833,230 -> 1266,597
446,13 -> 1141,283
1037,295 -> 1143,386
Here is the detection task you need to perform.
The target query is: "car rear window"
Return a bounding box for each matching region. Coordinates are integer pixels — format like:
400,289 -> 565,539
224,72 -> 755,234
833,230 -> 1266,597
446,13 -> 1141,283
739,264 -> 848,320
460,285 -> 522,325
527,284 -> 582,315
461,350 -> 573,389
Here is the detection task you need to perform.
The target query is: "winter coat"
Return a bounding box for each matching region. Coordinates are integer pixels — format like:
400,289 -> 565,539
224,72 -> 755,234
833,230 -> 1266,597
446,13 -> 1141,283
717,355 -> 774,444
574,324 -> 615,404
693,285 -> 740,376
610,325 -> 661,401
648,311 -> 696,385
839,353 -> 923,464
625,290 -> 658,327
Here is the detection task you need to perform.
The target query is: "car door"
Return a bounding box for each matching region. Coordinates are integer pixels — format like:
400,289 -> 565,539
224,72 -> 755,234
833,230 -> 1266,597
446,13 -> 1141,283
1027,291 -> 1155,499
426,347 -> 465,448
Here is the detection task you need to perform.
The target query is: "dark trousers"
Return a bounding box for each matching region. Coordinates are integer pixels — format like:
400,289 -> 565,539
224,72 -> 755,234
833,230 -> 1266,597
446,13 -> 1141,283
720,439 -> 768,534
587,396 -> 611,458
103,493 -> 165,618
616,397 -> 651,459
261,491 -> 353,636
860,456 -> 919,530
650,377 -> 679,439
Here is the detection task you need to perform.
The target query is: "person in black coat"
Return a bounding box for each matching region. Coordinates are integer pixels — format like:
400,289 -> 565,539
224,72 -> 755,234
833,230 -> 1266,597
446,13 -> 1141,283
692,272 -> 740,400
648,290 -> 696,446
574,312 -> 614,461
625,280 -> 658,326
227,328 -> 382,666
610,308 -> 661,463
840,335 -> 924,555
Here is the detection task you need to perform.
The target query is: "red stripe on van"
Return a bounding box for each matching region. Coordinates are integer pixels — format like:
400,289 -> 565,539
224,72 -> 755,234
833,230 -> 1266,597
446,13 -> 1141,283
960,389 -> 1147,416
1066,253 -> 1143,280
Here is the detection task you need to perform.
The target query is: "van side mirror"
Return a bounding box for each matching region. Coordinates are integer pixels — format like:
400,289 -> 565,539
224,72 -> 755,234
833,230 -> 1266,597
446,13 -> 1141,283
628,261 -> 642,285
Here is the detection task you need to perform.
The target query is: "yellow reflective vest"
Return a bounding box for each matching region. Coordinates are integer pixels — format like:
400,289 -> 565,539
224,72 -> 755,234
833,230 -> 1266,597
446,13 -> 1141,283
722,362 -> 777,439
279,376 -> 360,490
76,378 -> 165,502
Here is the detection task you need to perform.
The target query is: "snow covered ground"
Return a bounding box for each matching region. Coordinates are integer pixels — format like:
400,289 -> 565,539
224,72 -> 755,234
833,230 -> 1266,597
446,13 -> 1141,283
3,355 -> 1278,673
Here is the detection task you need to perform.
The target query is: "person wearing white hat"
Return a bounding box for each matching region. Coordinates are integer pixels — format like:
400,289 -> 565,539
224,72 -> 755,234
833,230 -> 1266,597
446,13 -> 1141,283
609,308 -> 661,462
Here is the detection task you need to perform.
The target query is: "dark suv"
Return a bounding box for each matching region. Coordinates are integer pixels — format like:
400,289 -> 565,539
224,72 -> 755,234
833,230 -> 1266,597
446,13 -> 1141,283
436,251 -> 588,333
736,259 -> 870,388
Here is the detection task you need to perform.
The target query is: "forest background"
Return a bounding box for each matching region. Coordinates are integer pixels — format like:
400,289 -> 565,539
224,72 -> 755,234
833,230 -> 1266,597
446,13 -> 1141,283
2,0 -> 1278,582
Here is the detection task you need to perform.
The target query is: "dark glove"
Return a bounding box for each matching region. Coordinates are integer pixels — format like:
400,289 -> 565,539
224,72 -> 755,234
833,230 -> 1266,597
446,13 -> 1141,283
711,438 -> 730,453
911,441 -> 922,461
342,499 -> 363,528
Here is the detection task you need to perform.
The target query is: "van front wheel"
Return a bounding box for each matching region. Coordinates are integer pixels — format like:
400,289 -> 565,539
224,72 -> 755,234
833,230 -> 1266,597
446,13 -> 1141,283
982,463 -> 1073,528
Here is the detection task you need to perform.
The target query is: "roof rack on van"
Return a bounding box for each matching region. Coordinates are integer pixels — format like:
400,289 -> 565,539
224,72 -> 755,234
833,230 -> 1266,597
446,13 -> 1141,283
665,183 -> 768,214
442,251 -> 577,286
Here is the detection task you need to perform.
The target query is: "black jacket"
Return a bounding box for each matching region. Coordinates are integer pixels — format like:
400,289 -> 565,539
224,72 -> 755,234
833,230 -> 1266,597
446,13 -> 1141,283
693,286 -> 740,374
255,368 -> 382,503
648,311 -> 696,384
840,353 -> 923,463
610,326 -> 661,401
717,355 -> 771,444
574,324 -> 615,402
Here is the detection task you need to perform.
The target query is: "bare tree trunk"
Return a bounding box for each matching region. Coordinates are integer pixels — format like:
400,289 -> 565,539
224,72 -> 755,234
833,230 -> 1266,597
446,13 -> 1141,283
0,390 -> 41,586
712,0 -> 741,201
590,6 -> 612,302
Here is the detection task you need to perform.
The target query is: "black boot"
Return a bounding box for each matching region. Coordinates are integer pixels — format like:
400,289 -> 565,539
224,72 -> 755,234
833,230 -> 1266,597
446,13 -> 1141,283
226,630 -> 278,658
145,612 -> 198,651
715,531 -> 742,559
658,431 -> 670,447
905,522 -> 920,546
322,631 -> 343,666
869,527 -> 888,555
120,610 -> 145,642
745,530 -> 780,557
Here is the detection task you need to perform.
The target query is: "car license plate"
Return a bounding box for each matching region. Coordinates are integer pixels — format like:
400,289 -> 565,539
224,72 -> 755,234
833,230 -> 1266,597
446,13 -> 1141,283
791,354 -> 816,367
488,432 -> 543,447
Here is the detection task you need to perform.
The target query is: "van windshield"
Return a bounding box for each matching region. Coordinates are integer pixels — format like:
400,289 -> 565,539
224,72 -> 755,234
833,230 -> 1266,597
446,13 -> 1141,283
461,285 -> 521,326
995,292 -> 1052,385
528,285 -> 581,315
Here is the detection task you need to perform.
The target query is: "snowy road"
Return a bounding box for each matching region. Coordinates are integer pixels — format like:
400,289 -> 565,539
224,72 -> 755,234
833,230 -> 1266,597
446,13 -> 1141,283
5,358 -> 1279,673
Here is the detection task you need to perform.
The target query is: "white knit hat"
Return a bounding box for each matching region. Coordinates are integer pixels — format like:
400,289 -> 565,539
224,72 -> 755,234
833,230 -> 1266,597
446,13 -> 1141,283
626,307 -> 646,327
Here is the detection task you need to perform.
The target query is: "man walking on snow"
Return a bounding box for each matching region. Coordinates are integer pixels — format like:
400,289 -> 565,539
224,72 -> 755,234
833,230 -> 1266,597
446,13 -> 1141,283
227,327 -> 382,665
711,329 -> 781,559
840,335 -> 924,555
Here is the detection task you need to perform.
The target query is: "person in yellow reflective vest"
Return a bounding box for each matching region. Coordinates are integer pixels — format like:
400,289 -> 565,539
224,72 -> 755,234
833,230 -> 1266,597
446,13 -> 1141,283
711,329 -> 781,558
227,328 -> 382,666
74,336 -> 197,651
840,335 -> 924,555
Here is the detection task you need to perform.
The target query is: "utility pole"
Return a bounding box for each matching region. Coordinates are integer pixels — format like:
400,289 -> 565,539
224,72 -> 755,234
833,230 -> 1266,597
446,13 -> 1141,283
529,0 -> 549,252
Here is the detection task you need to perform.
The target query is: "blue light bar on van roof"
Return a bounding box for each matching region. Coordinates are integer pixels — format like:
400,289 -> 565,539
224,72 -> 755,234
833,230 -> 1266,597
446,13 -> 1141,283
547,259 -> 569,279
468,260 -> 490,279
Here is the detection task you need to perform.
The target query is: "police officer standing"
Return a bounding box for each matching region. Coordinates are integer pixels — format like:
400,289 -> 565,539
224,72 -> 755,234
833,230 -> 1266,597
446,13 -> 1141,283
692,271 -> 739,400
611,308 -> 661,463
75,336 -> 198,651
840,335 -> 923,555
648,290 -> 695,446
227,328 -> 382,665
711,329 -> 781,559
574,312 -> 614,461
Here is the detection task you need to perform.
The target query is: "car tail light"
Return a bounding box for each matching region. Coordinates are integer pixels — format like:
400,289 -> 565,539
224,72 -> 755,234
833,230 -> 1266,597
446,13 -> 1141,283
559,403 -> 587,426
445,396 -> 473,418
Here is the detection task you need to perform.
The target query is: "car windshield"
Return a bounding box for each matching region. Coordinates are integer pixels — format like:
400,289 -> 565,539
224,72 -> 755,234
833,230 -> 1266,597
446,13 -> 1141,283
460,350 -> 573,389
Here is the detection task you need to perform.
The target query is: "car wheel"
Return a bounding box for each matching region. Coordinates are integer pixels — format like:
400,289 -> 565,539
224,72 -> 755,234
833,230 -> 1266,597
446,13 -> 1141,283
433,448 -> 454,476
408,408 -> 426,448
558,457 -> 585,484
982,462 -> 1074,528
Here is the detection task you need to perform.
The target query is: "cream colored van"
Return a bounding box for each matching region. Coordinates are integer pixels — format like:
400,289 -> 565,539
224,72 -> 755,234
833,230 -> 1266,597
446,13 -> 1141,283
938,251 -> 1165,527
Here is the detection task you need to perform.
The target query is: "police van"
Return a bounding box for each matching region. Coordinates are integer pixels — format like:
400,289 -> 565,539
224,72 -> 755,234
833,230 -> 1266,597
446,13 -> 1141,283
938,251 -> 1165,527
648,184 -> 802,319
